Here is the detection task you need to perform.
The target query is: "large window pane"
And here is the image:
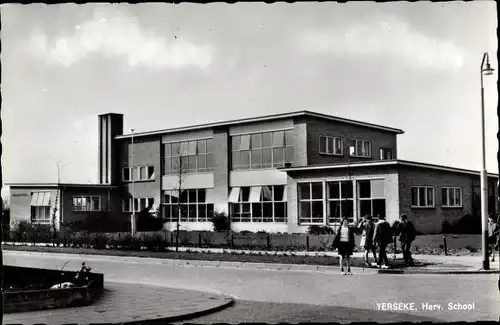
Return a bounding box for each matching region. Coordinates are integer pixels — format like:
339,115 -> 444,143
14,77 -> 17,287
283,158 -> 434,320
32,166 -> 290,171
311,201 -> 324,223
198,205 -> 207,222
299,183 -> 310,200
359,200 -> 372,218
427,188 -> 434,206
198,189 -> 206,203
232,136 -> 241,151
171,142 -> 179,156
262,148 -> 272,167
180,142 -> 189,155
273,186 -> 285,201
240,150 -> 250,169
251,134 -> 262,149
251,148 -> 262,168
341,181 -> 353,199
341,200 -> 354,221
240,135 -> 251,150
411,187 -> 418,206
334,138 -> 342,155
206,139 -> 214,153
373,199 -> 386,219
198,155 -> 206,171
419,187 -> 426,206
232,151 -> 241,169
272,131 -> 284,147
164,143 -> 172,157
371,179 -> 385,198
241,187 -> 251,202
188,141 -> 197,155
180,190 -> 188,203
284,147 -> 294,163
328,201 -> 341,223
358,181 -> 371,198
299,202 -> 311,222
262,132 -> 272,148
273,148 -> 284,167
274,202 -> 286,222
327,137 -> 335,154
207,204 -> 214,220
188,205 -> 197,221
284,130 -> 294,146
328,182 -> 340,199
262,186 -> 273,201
188,189 -> 197,203
197,140 -> 206,154
311,182 -> 323,199
188,155 -> 197,172
206,154 -> 214,170
262,202 -> 273,222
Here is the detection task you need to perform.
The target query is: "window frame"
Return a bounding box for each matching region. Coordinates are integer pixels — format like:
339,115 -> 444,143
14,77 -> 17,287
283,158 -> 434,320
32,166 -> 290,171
380,147 -> 393,160
441,186 -> 463,208
31,206 -> 52,225
162,138 -> 214,175
349,139 -> 372,158
326,181 -> 354,225
297,182 -> 324,225
160,189 -> 214,222
122,197 -> 155,213
319,135 -> 344,156
229,185 -> 287,223
231,129 -> 294,171
410,186 -> 436,208
72,195 -> 101,212
356,179 -> 386,221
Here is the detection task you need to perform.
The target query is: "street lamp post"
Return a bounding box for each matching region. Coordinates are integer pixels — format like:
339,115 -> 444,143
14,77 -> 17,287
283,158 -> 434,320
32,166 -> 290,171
480,52 -> 494,270
131,128 -> 136,235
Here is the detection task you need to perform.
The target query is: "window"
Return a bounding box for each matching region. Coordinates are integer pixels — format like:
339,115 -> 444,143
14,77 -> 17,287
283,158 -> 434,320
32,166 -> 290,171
380,148 -> 393,160
122,197 -> 155,213
357,179 -> 386,221
162,139 -> 214,175
161,189 -> 214,222
73,196 -> 101,211
298,182 -> 324,224
31,206 -> 51,224
349,139 -> 371,158
319,136 -> 343,155
411,186 -> 435,208
442,187 -> 462,208
229,185 -> 287,223
231,130 -> 294,170
123,166 -> 155,181
327,181 -> 354,224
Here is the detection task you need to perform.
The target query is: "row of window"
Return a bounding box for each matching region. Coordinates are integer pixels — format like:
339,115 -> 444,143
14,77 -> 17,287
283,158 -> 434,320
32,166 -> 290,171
228,186 -> 287,222
122,197 -> 155,213
410,186 -> 463,208
231,130 -> 294,170
72,196 -> 101,211
319,136 -> 393,160
163,139 -> 215,175
297,180 -> 386,224
123,165 -> 155,182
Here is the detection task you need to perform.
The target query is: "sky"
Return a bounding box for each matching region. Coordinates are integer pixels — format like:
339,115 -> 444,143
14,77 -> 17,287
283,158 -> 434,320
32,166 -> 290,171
1,2 -> 498,200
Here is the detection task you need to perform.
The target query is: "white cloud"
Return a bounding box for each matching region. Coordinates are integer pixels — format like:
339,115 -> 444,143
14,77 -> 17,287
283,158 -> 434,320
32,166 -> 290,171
298,14 -> 464,71
26,9 -> 215,70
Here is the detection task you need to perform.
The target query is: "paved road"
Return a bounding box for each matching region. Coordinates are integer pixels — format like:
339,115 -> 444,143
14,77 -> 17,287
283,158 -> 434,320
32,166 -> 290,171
4,250 -> 499,323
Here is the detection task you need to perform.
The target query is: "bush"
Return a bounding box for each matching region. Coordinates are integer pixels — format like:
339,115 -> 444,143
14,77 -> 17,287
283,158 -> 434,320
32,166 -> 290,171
239,230 -> 254,234
212,212 -> 230,232
451,213 -> 481,234
118,233 -> 143,250
142,233 -> 168,252
90,233 -> 109,249
441,220 -> 453,234
307,225 -> 334,235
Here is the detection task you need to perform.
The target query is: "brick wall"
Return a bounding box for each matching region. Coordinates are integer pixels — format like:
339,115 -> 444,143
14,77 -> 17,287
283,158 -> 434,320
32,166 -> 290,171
304,116 -> 398,165
397,165 -> 497,234
60,187 -> 112,225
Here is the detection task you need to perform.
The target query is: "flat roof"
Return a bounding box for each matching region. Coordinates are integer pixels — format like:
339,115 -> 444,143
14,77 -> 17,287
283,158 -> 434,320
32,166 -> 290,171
115,110 -> 405,140
5,183 -> 118,189
279,159 -> 499,178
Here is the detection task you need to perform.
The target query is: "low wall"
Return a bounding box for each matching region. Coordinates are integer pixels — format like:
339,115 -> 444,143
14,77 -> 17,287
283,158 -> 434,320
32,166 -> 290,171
3,265 -> 104,313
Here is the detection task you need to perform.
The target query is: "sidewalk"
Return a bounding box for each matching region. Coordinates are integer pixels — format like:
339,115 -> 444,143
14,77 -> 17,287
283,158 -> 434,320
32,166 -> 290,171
3,281 -> 234,325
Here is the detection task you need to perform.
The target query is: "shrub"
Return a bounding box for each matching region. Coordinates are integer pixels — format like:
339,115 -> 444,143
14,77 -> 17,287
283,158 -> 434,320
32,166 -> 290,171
142,233 -> 168,252
239,230 -> 254,234
465,245 -> 478,253
90,233 -> 109,249
452,213 -> 481,234
119,233 -> 143,250
441,220 -> 453,234
307,225 -> 334,235
212,212 -> 230,232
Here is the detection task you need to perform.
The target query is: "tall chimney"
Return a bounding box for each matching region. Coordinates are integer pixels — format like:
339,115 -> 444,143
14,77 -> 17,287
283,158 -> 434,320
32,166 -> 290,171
98,113 -> 124,185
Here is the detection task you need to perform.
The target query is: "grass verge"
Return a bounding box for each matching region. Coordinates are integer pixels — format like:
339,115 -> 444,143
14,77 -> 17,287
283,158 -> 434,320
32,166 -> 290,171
2,244 -> 429,268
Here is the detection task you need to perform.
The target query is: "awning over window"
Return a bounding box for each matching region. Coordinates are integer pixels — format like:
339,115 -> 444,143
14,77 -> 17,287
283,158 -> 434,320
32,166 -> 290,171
249,186 -> 262,203
31,192 -> 51,206
228,187 -> 241,203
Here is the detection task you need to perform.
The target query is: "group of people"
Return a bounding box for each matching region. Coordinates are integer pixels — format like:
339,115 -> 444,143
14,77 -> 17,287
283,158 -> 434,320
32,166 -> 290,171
332,214 -> 416,275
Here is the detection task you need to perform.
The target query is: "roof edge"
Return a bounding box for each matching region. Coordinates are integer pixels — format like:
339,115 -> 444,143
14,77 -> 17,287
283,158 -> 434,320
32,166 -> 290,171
115,110 -> 404,139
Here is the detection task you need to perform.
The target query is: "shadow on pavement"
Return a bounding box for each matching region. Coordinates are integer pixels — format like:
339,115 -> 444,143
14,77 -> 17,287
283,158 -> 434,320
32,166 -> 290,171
178,300 -> 441,324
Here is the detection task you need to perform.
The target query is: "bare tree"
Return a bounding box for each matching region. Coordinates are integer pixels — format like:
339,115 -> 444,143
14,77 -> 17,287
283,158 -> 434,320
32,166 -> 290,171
51,158 -> 67,246
173,146 -> 189,252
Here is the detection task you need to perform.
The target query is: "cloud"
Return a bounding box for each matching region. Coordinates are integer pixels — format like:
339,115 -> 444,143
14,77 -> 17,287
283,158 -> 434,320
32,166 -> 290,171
26,9 -> 215,70
297,14 -> 464,71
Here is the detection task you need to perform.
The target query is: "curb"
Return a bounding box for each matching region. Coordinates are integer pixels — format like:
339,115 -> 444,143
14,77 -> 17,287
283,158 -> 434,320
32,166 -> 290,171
120,297 -> 235,325
378,269 -> 499,275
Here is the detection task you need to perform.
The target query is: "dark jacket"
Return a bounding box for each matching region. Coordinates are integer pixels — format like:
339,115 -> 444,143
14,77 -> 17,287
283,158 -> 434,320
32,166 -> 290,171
359,220 -> 376,248
374,220 -> 392,246
332,225 -> 355,250
399,220 -> 417,243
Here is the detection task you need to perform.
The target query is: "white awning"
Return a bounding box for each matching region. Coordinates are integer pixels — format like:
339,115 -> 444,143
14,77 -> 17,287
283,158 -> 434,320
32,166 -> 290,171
30,193 -> 39,206
228,187 -> 241,203
249,186 -> 262,203
205,188 -> 215,203
31,192 -> 51,206
283,186 -> 287,202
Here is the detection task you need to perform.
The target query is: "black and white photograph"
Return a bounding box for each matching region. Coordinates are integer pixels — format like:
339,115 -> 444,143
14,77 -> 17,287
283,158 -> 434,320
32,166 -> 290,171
1,1 -> 499,323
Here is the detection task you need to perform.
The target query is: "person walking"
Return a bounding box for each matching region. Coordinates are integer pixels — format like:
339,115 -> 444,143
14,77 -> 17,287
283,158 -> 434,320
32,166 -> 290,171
399,214 -> 417,266
487,214 -> 499,262
332,216 -> 356,275
373,215 -> 392,269
358,215 -> 377,266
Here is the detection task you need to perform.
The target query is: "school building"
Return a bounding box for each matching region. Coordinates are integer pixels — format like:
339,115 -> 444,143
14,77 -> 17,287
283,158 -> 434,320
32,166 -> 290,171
8,111 -> 499,234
